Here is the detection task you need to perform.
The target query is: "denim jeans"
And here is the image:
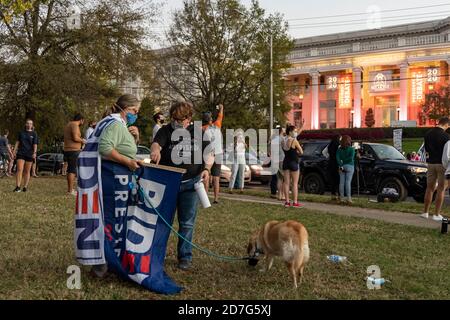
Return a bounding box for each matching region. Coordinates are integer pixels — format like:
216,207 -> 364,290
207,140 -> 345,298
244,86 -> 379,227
339,164 -> 355,201
177,176 -> 201,262
229,164 -> 245,190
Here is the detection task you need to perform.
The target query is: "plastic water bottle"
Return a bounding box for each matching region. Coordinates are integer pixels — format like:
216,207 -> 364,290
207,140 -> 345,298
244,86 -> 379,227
367,276 -> 388,286
327,255 -> 347,263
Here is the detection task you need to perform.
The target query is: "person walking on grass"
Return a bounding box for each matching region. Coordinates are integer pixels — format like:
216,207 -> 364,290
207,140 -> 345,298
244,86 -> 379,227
269,125 -> 286,201
0,129 -> 14,177
13,119 -> 38,192
421,117 -> 450,221
229,131 -> 246,194
64,114 -> 86,196
325,134 -> 341,202
282,125 -> 304,208
336,135 -> 355,205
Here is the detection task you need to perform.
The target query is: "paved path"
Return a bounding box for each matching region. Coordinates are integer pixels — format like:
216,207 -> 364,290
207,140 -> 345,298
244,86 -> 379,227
215,193 -> 442,230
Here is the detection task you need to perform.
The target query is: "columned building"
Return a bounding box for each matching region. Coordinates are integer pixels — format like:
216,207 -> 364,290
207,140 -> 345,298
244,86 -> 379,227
285,17 -> 450,130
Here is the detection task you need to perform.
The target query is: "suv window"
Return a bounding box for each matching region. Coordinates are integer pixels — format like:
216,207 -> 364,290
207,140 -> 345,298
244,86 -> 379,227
302,143 -> 326,156
137,146 -> 150,155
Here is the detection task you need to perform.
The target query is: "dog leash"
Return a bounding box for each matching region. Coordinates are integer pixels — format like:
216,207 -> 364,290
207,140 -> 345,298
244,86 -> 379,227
132,174 -> 250,262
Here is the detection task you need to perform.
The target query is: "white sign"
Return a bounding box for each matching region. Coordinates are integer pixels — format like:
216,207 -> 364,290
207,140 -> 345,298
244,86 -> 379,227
370,71 -> 392,92
339,76 -> 352,108
326,76 -> 338,91
427,68 -> 439,83
411,71 -> 424,103
393,129 -> 403,153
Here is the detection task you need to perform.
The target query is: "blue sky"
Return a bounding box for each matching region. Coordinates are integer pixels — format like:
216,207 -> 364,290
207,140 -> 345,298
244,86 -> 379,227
153,0 -> 450,47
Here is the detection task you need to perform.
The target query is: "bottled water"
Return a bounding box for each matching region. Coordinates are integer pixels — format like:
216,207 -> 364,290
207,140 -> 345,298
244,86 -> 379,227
327,255 -> 347,263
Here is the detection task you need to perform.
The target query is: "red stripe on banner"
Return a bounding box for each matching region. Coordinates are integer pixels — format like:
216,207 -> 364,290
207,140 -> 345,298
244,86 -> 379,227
122,252 -> 135,273
140,255 -> 150,274
92,189 -> 99,214
82,193 -> 88,214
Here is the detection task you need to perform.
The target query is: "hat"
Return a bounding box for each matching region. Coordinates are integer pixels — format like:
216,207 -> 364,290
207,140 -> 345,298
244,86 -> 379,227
202,111 -> 212,124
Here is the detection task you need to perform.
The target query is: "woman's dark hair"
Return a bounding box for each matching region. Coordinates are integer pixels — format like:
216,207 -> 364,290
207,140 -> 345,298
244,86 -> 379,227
286,125 -> 296,136
332,134 -> 341,143
111,94 -> 140,113
340,135 -> 352,148
73,113 -> 84,121
153,112 -> 163,123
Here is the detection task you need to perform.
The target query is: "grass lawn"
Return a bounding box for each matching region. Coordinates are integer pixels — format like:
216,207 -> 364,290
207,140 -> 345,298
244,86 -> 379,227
0,177 -> 449,300
377,138 -> 423,155
240,189 -> 450,216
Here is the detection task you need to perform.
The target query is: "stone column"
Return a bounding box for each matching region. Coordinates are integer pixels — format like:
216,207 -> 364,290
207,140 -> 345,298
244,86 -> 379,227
352,67 -> 362,128
309,71 -> 320,130
399,62 -> 409,121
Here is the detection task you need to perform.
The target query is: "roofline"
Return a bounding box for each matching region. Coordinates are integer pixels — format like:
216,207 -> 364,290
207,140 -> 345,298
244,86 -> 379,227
293,16 -> 450,48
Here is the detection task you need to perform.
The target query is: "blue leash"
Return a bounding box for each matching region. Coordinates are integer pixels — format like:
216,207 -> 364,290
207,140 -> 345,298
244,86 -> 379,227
133,176 -> 249,262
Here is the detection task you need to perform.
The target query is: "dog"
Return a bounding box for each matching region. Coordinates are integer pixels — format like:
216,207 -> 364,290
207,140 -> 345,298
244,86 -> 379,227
247,220 -> 310,288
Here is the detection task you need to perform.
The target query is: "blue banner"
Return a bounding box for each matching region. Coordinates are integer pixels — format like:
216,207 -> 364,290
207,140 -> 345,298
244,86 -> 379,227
101,161 -> 183,295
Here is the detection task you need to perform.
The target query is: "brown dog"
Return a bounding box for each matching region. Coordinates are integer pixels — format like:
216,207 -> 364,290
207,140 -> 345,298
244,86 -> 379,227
247,220 -> 310,288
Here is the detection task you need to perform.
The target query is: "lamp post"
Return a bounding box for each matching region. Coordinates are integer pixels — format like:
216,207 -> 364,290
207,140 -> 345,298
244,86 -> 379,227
396,107 -> 401,122
350,110 -> 355,128
234,9 -> 274,132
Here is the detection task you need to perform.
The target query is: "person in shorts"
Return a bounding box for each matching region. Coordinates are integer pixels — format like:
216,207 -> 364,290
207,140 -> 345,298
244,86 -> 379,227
202,104 -> 224,204
64,114 -> 86,195
421,117 -> 450,221
13,119 -> 38,192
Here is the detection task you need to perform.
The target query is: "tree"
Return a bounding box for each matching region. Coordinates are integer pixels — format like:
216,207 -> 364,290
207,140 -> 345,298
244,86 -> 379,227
0,0 -> 39,19
157,0 -> 293,130
421,85 -> 450,124
365,108 -> 375,128
0,0 -> 158,146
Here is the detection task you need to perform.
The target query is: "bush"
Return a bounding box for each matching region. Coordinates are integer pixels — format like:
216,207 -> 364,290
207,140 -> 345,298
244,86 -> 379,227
299,127 -> 432,141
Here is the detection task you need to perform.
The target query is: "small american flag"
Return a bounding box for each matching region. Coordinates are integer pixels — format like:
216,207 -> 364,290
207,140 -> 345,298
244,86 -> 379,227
417,143 -> 427,163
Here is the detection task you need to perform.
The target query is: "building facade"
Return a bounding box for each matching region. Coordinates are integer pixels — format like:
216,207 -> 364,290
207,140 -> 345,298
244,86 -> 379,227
285,17 -> 450,130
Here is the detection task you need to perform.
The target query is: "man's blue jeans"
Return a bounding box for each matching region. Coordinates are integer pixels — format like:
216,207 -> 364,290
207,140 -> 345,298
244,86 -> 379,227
339,164 -> 355,202
177,176 -> 200,262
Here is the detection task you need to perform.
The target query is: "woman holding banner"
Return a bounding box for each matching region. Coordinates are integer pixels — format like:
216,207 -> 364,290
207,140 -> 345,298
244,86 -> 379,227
89,94 -> 141,278
150,101 -> 214,271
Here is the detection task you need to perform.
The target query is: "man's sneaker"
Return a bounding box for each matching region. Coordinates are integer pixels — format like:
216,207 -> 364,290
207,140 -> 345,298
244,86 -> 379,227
13,187 -> 21,193
420,213 -> 429,219
432,215 -> 444,222
284,202 -> 291,208
177,260 -> 192,271
292,202 -> 304,208
22,187 -> 27,193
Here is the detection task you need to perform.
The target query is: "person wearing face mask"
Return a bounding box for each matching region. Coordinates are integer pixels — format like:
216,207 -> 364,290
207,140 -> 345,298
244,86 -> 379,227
63,114 -> 86,196
282,125 -> 303,208
150,101 -> 214,271
98,94 -> 141,172
13,119 -> 39,192
152,112 -> 165,141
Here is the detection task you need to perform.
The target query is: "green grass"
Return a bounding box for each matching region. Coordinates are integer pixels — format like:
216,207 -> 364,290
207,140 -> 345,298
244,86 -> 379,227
377,138 -> 423,154
240,189 -> 450,216
0,177 -> 449,300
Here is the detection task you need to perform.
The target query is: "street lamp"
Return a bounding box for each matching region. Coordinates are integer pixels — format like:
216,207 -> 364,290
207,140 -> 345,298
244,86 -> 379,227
234,9 -> 274,132
350,110 -> 355,128
396,107 -> 401,121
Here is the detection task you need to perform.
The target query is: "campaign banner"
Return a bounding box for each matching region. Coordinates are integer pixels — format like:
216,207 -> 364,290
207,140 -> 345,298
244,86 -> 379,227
101,161 -> 184,295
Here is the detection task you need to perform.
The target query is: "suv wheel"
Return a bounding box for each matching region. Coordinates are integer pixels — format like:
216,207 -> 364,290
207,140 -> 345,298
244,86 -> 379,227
303,172 -> 325,195
378,177 -> 407,202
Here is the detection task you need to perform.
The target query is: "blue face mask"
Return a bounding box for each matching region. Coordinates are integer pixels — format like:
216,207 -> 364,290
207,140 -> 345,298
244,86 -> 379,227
126,113 -> 138,126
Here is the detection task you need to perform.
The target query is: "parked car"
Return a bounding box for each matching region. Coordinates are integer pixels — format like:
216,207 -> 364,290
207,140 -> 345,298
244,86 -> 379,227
246,152 -> 272,185
220,153 -> 251,185
37,153 -> 64,174
299,141 -> 429,202
135,145 -> 151,161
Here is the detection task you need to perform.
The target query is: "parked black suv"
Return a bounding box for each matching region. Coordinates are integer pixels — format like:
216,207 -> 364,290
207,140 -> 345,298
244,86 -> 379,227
300,141 -> 428,202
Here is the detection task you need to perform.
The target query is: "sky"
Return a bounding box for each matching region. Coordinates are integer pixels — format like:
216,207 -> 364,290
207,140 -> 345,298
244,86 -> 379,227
152,0 -> 450,48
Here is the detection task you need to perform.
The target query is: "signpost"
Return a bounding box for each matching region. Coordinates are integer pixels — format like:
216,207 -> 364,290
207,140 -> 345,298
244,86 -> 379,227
393,129 -> 403,153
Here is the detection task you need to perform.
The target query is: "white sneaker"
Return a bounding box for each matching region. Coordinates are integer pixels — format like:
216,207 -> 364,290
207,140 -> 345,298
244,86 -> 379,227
432,215 -> 444,222
420,213 -> 429,219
